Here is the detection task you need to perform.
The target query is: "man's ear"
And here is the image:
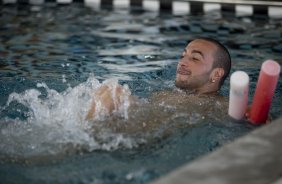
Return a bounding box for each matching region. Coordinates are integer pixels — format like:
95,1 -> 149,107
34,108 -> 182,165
211,68 -> 225,82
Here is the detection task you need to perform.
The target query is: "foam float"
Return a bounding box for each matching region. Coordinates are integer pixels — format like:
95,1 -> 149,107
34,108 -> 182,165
228,71 -> 249,120
249,60 -> 281,124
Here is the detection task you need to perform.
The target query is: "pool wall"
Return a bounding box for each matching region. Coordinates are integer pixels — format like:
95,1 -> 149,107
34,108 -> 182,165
1,0 -> 282,18
0,0 -> 282,16
151,117 -> 282,184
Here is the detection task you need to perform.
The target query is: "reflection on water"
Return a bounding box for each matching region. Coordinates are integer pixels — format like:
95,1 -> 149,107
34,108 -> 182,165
0,4 -> 281,184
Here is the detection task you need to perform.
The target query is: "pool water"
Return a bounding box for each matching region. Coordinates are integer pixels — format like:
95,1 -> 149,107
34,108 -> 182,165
0,4 -> 281,184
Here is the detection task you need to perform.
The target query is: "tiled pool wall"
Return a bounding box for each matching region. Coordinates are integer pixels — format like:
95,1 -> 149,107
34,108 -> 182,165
1,1 -> 281,183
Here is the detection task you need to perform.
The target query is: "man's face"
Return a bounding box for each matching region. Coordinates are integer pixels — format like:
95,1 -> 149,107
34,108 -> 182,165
175,39 -> 217,90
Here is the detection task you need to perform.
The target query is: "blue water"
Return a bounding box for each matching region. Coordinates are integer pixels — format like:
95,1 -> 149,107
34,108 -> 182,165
0,4 -> 281,184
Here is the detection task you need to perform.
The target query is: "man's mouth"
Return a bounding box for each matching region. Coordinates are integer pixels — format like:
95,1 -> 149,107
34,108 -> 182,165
177,68 -> 191,75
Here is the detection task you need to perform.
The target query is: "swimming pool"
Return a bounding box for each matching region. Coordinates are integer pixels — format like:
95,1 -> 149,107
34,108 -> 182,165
0,4 -> 281,184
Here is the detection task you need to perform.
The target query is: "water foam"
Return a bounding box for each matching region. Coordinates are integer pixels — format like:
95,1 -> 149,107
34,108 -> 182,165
0,75 -> 138,160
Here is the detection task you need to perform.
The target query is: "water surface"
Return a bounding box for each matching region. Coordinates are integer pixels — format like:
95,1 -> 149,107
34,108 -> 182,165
0,4 -> 281,184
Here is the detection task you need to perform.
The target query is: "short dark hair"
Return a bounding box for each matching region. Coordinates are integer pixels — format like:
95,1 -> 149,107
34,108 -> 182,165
196,37 -> 231,87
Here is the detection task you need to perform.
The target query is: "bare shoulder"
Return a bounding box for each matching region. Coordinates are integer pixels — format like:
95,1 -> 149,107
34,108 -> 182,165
148,89 -> 229,116
150,89 -> 227,103
149,89 -> 187,104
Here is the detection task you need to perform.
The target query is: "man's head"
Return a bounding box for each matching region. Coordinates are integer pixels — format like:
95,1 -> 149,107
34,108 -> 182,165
175,38 -> 231,94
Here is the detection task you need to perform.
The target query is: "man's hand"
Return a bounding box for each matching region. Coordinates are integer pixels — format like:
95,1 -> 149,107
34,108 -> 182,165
86,84 -> 124,120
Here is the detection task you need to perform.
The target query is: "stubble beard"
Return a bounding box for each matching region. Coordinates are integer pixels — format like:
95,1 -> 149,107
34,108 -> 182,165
175,73 -> 210,91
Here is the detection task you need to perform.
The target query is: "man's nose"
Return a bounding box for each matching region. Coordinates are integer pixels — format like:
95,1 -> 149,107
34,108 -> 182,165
179,58 -> 190,66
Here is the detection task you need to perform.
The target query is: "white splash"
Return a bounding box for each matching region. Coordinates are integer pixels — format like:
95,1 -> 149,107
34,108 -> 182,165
0,75 -> 138,160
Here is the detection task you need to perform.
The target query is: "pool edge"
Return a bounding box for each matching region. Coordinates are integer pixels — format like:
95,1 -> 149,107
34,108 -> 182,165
150,117 -> 282,184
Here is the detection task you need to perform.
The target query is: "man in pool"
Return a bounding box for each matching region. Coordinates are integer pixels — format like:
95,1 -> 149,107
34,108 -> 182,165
175,37 -> 231,94
86,37 -> 231,120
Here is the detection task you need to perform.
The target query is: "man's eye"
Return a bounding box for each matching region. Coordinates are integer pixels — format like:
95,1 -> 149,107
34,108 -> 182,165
192,57 -> 199,61
180,55 -> 185,59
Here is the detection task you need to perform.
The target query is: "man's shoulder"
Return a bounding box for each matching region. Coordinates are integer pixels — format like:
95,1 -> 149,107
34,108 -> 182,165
149,89 -> 186,102
150,89 -> 228,108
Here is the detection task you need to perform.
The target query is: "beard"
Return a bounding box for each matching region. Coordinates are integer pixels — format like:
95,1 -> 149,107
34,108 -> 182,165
175,72 -> 211,90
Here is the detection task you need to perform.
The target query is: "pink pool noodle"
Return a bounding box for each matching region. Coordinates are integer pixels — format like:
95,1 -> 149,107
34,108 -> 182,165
249,60 -> 281,124
228,71 -> 249,120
